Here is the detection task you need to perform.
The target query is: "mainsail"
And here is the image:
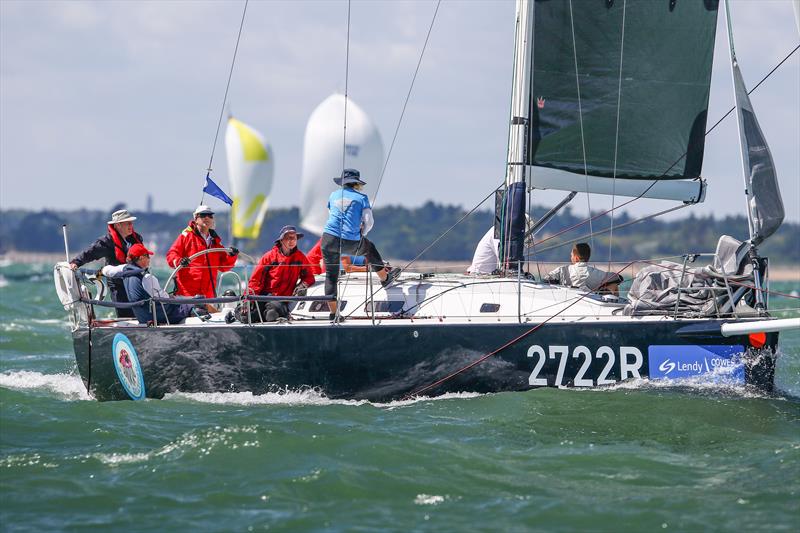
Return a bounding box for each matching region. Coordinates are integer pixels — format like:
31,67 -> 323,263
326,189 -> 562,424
299,94 -> 384,236
225,117 -> 274,240
527,0 -> 719,199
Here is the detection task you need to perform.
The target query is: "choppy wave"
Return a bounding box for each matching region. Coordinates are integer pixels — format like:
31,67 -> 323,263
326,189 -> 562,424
92,425 -> 262,466
0,370 -> 91,400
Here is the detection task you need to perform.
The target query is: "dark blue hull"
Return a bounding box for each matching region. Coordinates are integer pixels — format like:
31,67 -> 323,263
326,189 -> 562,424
73,320 -> 778,401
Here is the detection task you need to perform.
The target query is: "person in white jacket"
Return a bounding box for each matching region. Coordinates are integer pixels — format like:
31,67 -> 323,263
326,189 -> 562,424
544,243 -> 622,295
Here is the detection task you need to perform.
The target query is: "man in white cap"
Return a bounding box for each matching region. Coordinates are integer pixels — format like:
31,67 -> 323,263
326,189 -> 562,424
69,209 -> 144,317
166,205 -> 239,298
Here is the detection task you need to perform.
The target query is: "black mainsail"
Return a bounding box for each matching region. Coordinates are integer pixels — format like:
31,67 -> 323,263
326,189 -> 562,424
528,0 -> 719,186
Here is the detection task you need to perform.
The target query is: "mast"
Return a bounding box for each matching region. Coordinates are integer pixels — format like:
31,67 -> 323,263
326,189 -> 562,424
500,0 -> 534,270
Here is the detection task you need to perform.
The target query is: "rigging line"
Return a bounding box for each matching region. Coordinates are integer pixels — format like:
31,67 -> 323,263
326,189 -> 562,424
607,0 -> 627,271
528,202 -> 690,257
532,42 -> 800,252
335,0 -> 352,321
403,260 -> 636,399
706,42 -> 800,140
371,0 -> 442,207
343,183 -> 500,319
567,0 -> 594,250
200,0 -> 249,205
402,183 -> 501,272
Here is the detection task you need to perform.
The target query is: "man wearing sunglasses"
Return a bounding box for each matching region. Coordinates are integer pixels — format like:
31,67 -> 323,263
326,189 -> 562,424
166,205 -> 238,298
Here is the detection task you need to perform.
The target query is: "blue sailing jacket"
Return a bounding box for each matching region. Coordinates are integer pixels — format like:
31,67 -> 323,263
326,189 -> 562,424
323,188 -> 370,241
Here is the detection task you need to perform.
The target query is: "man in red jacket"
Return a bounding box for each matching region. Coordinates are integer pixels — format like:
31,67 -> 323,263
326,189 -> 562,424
248,225 -> 315,322
166,205 -> 238,298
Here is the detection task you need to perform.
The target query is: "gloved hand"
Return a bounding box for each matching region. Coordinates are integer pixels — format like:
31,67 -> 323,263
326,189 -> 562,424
293,282 -> 308,296
179,257 -> 190,268
228,246 -> 239,257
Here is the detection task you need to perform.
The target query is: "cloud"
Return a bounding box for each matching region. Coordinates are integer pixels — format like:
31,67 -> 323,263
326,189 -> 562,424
0,0 -> 797,226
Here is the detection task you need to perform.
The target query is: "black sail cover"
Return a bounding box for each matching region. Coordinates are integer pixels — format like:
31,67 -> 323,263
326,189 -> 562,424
529,0 -> 719,180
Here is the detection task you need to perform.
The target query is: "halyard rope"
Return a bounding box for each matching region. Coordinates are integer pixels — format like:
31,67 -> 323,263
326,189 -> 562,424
372,0 -> 442,207
200,0 -> 249,205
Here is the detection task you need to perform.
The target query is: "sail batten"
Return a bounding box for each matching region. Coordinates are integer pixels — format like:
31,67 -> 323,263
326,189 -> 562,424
528,0 -> 719,183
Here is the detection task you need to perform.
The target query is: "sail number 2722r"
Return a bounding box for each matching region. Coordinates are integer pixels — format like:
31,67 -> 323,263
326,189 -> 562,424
527,345 -> 644,388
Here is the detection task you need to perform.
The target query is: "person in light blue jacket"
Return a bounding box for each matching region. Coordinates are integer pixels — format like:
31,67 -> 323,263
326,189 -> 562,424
321,169 -> 400,321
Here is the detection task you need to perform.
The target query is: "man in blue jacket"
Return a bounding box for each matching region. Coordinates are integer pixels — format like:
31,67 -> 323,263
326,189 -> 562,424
104,244 -> 194,324
321,169 -> 400,321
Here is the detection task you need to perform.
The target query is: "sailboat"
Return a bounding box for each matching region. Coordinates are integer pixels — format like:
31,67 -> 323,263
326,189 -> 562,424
299,93 -> 384,236
54,0 -> 799,401
225,116 -> 274,243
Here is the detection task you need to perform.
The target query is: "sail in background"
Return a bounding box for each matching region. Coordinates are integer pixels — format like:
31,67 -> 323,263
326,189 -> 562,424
528,0 -> 719,181
225,117 -> 274,240
299,94 -> 384,236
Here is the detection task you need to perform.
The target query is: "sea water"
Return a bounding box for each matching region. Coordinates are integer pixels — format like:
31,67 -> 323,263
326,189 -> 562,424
1,262 -> 798,531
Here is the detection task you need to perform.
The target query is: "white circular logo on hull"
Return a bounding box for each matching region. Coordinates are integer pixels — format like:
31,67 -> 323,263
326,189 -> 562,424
112,333 -> 145,401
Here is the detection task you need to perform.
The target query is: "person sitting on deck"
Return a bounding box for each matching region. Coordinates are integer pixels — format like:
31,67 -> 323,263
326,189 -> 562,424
69,209 -> 144,318
102,244 -> 195,324
544,242 -> 623,296
247,226 -> 316,322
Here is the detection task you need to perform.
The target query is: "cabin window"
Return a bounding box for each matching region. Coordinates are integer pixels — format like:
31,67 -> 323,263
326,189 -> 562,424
296,302 -> 306,310
480,303 -> 500,313
364,301 -> 404,313
309,301 -> 346,313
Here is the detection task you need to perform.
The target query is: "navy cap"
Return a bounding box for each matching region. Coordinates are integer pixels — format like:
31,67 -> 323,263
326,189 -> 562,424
274,225 -> 304,246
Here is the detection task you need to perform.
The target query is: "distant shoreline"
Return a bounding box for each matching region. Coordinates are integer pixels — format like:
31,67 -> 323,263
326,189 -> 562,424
3,251 -> 798,283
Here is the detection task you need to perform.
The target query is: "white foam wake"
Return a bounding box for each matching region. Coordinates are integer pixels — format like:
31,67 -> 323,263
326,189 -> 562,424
0,370 -> 92,401
166,389 -> 482,408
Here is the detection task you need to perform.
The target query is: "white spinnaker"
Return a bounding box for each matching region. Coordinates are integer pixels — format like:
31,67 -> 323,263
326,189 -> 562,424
225,117 -> 274,240
794,0 -> 800,35
299,94 -> 385,236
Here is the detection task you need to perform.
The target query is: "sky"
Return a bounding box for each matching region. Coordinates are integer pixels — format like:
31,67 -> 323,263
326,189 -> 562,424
1,0 -> 798,224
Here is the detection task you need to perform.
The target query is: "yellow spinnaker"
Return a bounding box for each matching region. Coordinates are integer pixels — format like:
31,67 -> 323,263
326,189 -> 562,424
225,117 -> 274,240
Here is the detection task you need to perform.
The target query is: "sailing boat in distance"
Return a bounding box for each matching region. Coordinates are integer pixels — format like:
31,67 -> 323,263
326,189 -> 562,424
299,93 -> 384,236
225,116 -> 274,242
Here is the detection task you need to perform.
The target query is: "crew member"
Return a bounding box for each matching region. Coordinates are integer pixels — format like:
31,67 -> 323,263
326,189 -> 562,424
104,244 -> 194,325
545,242 -> 623,295
468,215 -> 534,275
321,169 -> 400,322
166,205 -> 238,298
69,209 -> 144,317
248,225 -> 316,322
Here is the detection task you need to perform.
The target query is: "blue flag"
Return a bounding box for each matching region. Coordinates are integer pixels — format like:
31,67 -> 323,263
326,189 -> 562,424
203,174 -> 233,206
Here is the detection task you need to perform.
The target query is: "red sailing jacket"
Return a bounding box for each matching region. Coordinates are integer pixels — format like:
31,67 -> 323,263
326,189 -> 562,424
166,221 -> 236,297
306,239 -> 324,275
248,245 -> 316,297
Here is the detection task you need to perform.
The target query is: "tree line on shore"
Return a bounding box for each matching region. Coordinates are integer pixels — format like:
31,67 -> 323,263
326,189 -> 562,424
1,203 -> 797,265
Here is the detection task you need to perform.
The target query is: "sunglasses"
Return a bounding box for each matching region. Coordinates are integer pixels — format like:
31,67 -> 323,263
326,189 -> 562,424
198,214 -> 214,219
